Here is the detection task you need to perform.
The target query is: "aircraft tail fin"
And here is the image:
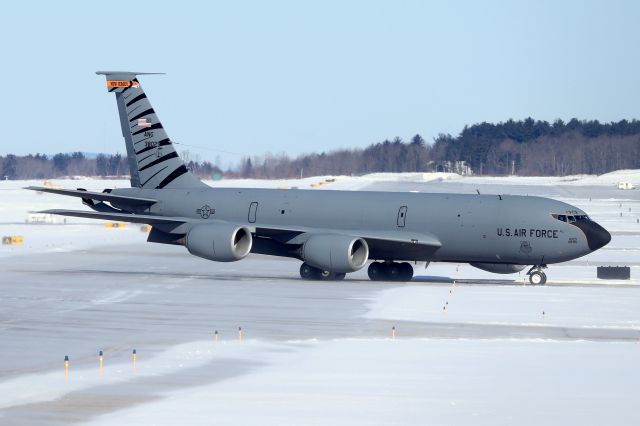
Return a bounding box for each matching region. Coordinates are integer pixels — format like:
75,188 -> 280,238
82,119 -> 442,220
96,71 -> 205,189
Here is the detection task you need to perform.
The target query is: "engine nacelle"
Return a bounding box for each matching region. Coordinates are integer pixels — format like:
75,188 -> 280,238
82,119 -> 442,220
186,224 -> 253,262
470,262 -> 527,274
302,234 -> 369,273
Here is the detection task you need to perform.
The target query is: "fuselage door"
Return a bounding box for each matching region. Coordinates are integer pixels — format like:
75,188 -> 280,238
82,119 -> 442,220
248,202 -> 258,223
397,206 -> 408,227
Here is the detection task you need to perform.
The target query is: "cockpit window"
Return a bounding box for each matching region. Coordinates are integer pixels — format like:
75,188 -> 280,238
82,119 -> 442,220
552,213 -> 590,223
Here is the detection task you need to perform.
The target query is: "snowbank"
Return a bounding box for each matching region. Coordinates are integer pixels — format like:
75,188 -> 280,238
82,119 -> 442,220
0,340 -> 282,410
86,338 -> 640,426
364,285 -> 640,329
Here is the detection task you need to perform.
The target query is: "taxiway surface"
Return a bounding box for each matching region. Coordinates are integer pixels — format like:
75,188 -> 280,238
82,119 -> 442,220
1,172 -> 639,425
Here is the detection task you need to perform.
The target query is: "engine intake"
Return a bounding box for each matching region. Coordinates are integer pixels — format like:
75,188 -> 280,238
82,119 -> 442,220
302,234 -> 369,273
186,224 -> 253,262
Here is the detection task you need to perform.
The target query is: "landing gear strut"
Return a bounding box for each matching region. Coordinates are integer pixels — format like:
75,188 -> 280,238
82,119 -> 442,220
299,263 -> 346,281
367,262 -> 413,282
526,265 -> 547,285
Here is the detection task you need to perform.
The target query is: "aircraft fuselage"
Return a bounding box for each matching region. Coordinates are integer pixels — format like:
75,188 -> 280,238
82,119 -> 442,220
114,186 -> 610,265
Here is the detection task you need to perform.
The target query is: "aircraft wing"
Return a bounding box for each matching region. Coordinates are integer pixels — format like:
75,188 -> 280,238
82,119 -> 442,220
26,186 -> 157,207
39,208 -> 441,259
359,230 -> 442,259
351,230 -> 441,247
256,225 -> 442,260
37,209 -> 186,225
258,225 -> 440,246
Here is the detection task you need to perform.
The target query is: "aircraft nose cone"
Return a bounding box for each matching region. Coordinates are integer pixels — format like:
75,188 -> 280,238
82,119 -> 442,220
584,221 -> 611,251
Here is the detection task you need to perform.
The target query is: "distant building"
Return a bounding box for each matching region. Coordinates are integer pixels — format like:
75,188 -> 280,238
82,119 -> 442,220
432,160 -> 473,176
26,213 -> 57,224
617,182 -> 636,190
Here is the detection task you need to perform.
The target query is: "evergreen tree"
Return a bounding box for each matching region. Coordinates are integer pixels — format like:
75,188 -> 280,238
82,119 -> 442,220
2,155 -> 17,179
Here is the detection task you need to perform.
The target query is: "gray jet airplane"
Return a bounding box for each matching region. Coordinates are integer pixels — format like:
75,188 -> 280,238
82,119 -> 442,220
29,71 -> 611,284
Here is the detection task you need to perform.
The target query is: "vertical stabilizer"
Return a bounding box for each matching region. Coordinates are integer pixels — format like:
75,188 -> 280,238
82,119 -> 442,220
96,71 -> 205,189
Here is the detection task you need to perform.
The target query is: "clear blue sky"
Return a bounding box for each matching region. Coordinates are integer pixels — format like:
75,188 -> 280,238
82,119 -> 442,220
1,1 -> 639,167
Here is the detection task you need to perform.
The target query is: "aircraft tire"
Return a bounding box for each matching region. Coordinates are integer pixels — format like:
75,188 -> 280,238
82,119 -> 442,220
529,270 -> 546,285
300,264 -> 346,281
386,263 -> 400,281
300,263 -> 321,280
367,262 -> 384,281
368,262 -> 414,281
399,262 -> 414,281
319,270 -> 335,280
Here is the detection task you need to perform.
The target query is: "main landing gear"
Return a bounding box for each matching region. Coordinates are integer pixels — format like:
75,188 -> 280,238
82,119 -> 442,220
299,261 -> 414,282
299,263 -> 346,281
367,261 -> 414,282
526,265 -> 547,285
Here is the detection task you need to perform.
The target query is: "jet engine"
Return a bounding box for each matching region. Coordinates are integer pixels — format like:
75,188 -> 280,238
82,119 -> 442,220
301,234 -> 369,273
186,223 -> 253,262
470,263 -> 527,274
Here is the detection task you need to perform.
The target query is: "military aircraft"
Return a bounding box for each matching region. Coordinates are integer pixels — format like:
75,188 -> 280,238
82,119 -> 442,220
28,71 -> 611,284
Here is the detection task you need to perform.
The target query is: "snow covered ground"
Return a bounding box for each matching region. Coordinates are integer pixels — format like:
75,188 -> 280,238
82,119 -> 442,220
85,338 -> 640,426
1,171 -> 639,425
365,285 -> 640,329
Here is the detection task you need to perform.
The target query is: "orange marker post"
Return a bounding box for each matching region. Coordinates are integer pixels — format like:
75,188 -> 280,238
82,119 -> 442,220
238,327 -> 243,341
391,326 -> 396,339
99,350 -> 104,375
64,355 -> 69,383
132,349 -> 137,370
214,330 -> 219,344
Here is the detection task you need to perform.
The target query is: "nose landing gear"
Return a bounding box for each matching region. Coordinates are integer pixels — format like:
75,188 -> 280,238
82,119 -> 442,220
527,265 -> 547,285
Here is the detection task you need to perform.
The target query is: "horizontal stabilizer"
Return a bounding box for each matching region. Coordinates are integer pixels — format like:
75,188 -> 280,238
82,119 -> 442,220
26,186 -> 157,206
38,209 -> 186,225
95,71 -> 165,76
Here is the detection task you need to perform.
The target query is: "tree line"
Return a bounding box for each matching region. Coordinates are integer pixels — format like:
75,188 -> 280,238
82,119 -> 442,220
431,118 -> 640,175
0,152 -> 222,180
2,118 -> 639,180
241,118 -> 640,178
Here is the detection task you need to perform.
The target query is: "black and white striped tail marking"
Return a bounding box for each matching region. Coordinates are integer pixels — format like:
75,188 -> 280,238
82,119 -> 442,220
99,71 -> 205,189
117,79 -> 188,189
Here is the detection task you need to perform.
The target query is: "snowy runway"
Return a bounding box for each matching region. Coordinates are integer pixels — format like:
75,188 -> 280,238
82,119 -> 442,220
1,172 -> 639,425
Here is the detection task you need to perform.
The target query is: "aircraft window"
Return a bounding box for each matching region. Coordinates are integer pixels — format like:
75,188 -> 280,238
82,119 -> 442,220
553,213 -> 590,223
